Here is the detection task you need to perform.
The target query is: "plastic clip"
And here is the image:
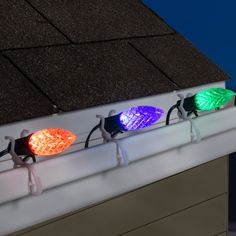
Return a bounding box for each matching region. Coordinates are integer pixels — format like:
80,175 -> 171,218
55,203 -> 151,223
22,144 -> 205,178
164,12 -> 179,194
177,93 -> 201,143
96,111 -> 129,166
5,134 -> 42,196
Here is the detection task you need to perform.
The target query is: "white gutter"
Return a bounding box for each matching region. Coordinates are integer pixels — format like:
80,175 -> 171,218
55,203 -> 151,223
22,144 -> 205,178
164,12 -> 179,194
1,81 -> 234,235
1,108 -> 236,235
0,105 -> 235,205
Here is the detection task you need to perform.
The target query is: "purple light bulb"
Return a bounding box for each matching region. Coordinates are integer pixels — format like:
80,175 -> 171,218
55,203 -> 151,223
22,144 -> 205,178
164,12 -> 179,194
119,106 -> 164,131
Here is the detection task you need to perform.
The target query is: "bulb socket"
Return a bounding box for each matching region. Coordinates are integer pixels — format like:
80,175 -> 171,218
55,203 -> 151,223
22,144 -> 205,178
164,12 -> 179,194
177,95 -> 196,112
7,135 -> 34,156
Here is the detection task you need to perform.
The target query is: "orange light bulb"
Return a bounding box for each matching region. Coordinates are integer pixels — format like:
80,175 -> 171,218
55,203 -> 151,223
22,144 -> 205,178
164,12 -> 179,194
28,128 -> 77,156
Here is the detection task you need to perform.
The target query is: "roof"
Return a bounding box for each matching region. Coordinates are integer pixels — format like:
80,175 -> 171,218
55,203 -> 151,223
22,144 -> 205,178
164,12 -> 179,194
0,0 -> 229,125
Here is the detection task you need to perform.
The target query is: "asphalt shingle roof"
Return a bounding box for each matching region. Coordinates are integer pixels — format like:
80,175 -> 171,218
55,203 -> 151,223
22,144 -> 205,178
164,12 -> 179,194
130,34 -> 228,88
0,55 -> 56,124
26,0 -> 173,42
5,42 -> 178,111
0,0 -> 229,125
0,0 -> 68,50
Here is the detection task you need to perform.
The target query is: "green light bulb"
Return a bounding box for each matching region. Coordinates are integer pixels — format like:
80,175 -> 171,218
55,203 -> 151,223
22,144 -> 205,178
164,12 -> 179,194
194,88 -> 235,110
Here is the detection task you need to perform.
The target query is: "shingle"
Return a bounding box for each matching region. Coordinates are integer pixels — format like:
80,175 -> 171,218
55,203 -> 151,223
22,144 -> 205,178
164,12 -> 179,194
0,0 -> 69,50
27,0 -> 173,43
130,34 -> 229,88
4,42 -> 178,111
0,55 -> 56,125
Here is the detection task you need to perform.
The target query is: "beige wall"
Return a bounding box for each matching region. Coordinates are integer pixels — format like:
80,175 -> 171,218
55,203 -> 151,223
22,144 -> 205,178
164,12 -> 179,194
11,156 -> 228,236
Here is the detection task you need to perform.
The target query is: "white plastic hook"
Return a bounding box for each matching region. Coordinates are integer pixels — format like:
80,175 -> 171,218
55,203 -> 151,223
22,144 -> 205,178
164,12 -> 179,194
113,139 -> 129,166
5,136 -> 23,167
96,111 -> 129,167
96,114 -> 112,143
177,93 -> 201,143
5,135 -> 43,196
189,119 -> 201,144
